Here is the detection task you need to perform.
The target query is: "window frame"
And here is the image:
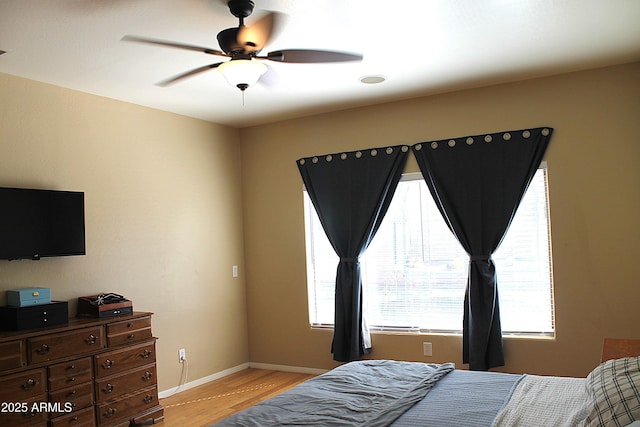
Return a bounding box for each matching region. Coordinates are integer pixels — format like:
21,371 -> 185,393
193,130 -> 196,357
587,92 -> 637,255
304,163 -> 555,338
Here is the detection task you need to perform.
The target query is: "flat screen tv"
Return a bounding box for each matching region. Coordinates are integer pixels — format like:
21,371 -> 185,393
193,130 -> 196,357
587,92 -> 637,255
0,187 -> 86,260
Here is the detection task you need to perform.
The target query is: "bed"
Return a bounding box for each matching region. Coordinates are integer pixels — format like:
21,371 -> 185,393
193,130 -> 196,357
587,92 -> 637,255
211,339 -> 640,427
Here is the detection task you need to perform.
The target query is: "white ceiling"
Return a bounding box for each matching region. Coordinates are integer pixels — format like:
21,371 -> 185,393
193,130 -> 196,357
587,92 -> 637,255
2,0 -> 640,128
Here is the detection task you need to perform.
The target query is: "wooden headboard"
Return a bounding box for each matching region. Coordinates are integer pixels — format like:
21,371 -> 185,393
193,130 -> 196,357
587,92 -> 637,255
601,338 -> 640,362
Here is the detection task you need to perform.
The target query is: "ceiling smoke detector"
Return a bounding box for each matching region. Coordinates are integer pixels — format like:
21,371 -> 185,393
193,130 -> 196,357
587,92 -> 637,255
360,75 -> 386,84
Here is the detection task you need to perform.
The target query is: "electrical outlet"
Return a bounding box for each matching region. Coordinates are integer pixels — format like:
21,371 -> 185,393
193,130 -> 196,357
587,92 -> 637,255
423,342 -> 433,356
178,348 -> 186,363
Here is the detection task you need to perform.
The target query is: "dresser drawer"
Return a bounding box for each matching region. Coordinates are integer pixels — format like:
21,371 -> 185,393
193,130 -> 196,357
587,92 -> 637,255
48,357 -> 92,391
95,421 -> 129,427
0,394 -> 49,427
106,316 -> 152,347
94,340 -> 156,379
28,326 -> 104,364
96,385 -> 158,426
49,405 -> 95,427
0,340 -> 25,372
49,381 -> 94,416
106,316 -> 150,337
95,363 -> 156,403
132,405 -> 164,426
0,368 -> 46,401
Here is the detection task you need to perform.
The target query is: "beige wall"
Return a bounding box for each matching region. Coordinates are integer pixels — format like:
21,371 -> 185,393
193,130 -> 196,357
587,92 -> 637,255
0,73 -> 248,391
240,62 -> 640,377
1,62 -> 638,391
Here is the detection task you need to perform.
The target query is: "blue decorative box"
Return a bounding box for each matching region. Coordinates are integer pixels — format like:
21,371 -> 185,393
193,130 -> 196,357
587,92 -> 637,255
7,287 -> 52,307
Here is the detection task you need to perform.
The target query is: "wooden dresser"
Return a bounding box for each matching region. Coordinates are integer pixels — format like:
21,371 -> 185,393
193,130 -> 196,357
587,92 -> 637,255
0,312 -> 163,427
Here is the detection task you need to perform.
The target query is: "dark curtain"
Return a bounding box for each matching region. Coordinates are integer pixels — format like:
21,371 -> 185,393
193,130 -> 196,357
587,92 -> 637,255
412,128 -> 552,370
297,146 -> 409,362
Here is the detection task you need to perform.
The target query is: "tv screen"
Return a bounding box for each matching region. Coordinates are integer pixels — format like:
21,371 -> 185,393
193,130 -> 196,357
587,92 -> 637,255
0,187 -> 86,260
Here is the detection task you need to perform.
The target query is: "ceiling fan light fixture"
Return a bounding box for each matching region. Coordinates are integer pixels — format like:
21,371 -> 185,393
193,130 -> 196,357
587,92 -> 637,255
218,59 -> 267,91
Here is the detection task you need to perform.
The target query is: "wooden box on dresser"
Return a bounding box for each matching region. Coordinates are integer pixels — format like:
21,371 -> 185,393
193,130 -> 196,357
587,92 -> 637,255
0,312 -> 163,427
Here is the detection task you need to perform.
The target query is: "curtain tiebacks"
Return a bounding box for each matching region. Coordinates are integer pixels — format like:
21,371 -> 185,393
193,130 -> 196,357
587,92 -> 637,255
340,257 -> 359,263
470,255 -> 492,261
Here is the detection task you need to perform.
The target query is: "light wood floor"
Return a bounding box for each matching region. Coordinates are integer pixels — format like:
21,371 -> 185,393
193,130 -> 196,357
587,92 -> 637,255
160,368 -> 316,426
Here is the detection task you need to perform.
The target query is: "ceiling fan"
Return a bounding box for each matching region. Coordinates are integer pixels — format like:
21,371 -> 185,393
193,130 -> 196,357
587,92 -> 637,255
122,0 -> 363,92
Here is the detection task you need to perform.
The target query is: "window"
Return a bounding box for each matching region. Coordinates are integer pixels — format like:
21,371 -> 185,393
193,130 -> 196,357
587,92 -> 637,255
304,165 -> 554,335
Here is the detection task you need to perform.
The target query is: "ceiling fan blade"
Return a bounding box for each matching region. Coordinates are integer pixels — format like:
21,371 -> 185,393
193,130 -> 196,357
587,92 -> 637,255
157,62 -> 224,86
122,35 -> 228,58
262,49 -> 363,63
237,11 -> 283,53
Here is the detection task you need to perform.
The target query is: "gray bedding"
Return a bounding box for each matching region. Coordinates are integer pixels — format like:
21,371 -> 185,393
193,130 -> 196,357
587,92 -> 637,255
391,369 -> 523,427
211,360 -> 454,427
209,360 -> 607,426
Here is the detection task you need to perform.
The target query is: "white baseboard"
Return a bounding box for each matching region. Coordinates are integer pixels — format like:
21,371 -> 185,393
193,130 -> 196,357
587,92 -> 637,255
158,362 -> 249,398
158,362 -> 327,398
248,362 -> 328,376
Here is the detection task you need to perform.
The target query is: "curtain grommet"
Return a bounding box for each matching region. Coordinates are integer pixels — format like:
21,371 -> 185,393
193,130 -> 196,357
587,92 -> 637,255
371,149 -> 378,156
466,137 -> 474,145
542,128 -> 550,136
522,130 -> 531,138
355,151 -> 362,158
312,156 -> 319,163
414,144 -> 422,151
341,153 -> 347,160
386,147 -> 393,154
431,142 -> 439,149
484,135 -> 493,143
503,132 -> 511,141
299,159 -> 305,165
448,139 -> 456,147
326,155 -> 333,162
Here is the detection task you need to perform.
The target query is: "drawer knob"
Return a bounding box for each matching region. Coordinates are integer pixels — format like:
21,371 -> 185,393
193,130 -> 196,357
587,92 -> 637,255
36,344 -> 50,354
128,333 -> 135,339
68,377 -> 76,382
71,416 -> 78,421
102,359 -> 113,369
140,349 -> 152,359
102,383 -> 114,394
85,334 -> 97,345
127,322 -> 133,328
22,378 -> 38,390
67,364 -> 76,370
103,407 -> 117,418
142,371 -> 154,381
143,394 -> 154,404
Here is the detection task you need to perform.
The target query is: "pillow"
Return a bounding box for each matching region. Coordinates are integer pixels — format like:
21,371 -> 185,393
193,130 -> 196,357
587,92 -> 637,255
581,356 -> 640,427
